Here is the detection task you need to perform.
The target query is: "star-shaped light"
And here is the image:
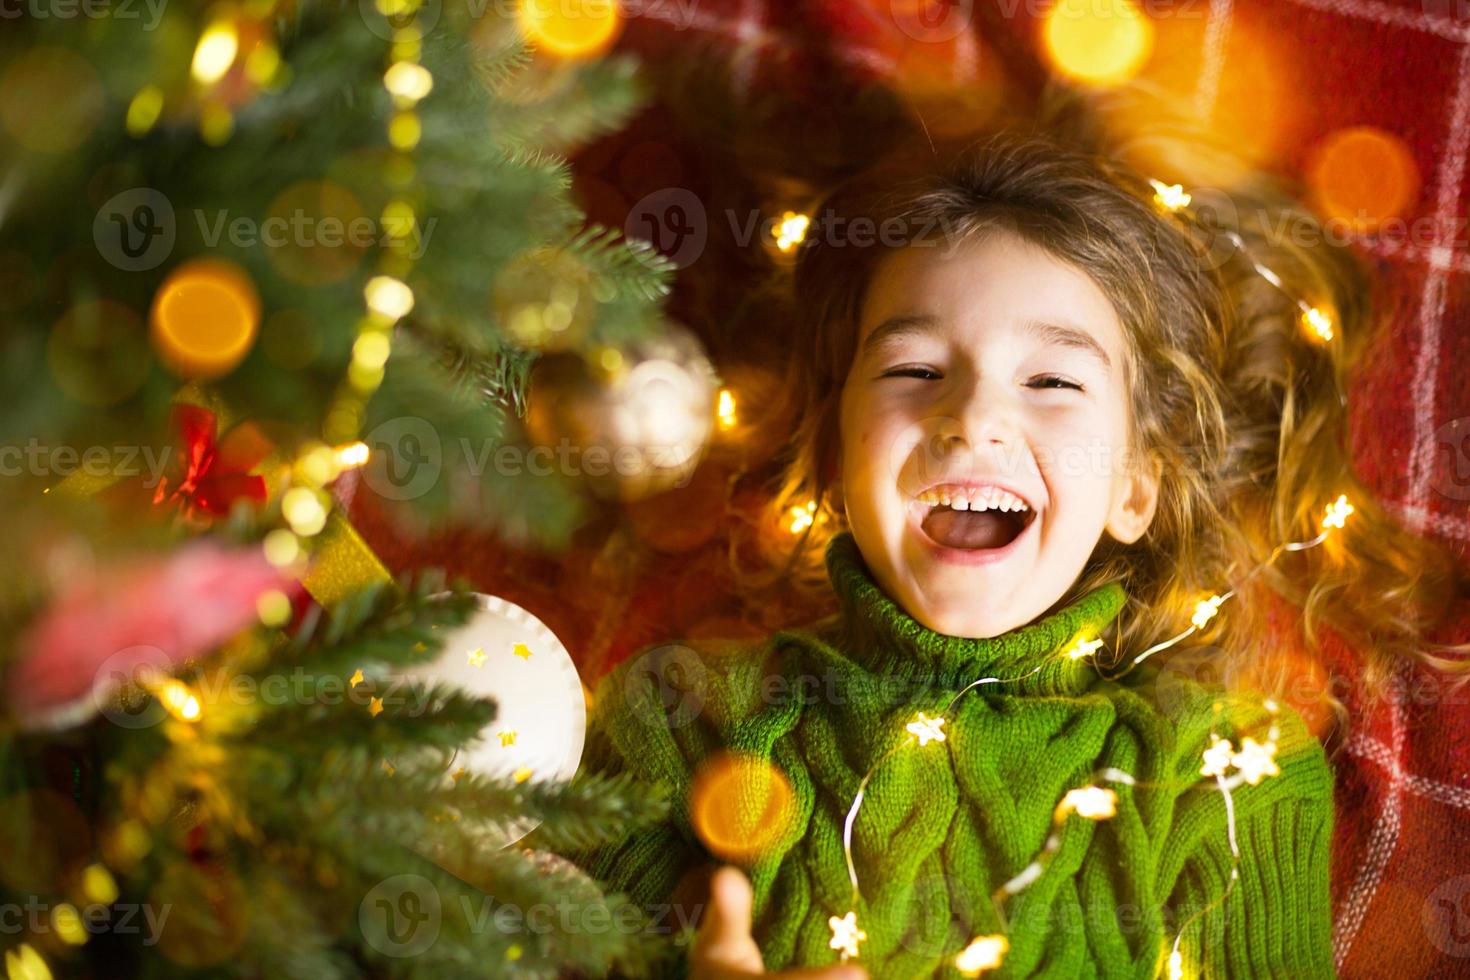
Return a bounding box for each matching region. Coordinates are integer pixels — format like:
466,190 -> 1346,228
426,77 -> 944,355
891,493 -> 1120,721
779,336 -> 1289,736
1322,494 -> 1354,530
1303,305 -> 1335,343
774,211 -> 811,252
498,729 -> 518,747
1067,636 -> 1104,660
512,642 -> 533,660
467,647 -> 486,667
368,696 -> 384,718
907,712 -> 947,747
955,934 -> 1009,975
512,766 -> 534,784
1231,737 -> 1280,785
381,759 -> 396,776
1200,736 -> 1234,778
1056,786 -> 1118,821
1190,595 -> 1226,631
451,767 -> 467,783
1149,179 -> 1192,212
349,668 -> 364,687
828,911 -> 866,959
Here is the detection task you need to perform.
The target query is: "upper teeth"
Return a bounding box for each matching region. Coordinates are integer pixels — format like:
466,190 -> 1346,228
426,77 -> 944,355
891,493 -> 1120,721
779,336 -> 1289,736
917,486 -> 1030,513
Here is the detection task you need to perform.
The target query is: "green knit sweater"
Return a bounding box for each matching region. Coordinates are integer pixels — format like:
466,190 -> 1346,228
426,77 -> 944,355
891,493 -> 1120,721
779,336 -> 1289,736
561,532 -> 1335,978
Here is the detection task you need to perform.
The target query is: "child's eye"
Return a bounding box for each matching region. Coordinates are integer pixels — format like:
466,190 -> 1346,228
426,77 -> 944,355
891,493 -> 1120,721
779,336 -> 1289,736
881,367 -> 941,380
1028,375 -> 1084,391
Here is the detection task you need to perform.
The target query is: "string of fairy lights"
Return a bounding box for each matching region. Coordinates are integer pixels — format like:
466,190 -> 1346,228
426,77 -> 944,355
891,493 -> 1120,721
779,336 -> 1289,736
752,180 -> 1354,977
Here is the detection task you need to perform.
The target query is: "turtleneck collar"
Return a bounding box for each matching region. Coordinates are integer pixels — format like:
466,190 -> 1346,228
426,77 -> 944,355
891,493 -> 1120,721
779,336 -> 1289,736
822,531 -> 1128,697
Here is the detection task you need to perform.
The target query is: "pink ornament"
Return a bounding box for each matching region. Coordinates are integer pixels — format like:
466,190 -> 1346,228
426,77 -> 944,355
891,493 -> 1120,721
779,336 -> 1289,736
6,540 -> 295,730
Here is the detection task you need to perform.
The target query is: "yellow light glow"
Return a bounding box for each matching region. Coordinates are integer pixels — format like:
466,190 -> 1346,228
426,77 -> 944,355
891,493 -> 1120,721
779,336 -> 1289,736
81,864 -> 119,905
513,766 -> 534,783
245,44 -> 281,86
335,441 -> 370,468
1303,306 -> 1335,342
282,486 -> 328,537
690,753 -> 796,863
788,500 -> 817,534
1043,0 -> 1153,87
388,110 -> 421,150
352,330 -> 391,369
51,904 -> 86,946
263,530 -> 301,567
1232,736 -> 1280,785
1190,595 -> 1226,631
717,388 -> 737,430
382,200 -> 416,239
1149,179 -> 1191,211
906,711 -> 947,747
192,21 -> 239,85
364,275 -> 414,320
1056,786 -> 1117,821
828,911 -> 867,959
158,679 -> 201,722
4,944 -> 52,980
126,85 -> 164,137
149,257 -> 261,380
518,0 -> 622,58
1199,735 -> 1234,778
955,934 -> 1009,975
1322,494 -> 1354,530
384,61 -> 434,102
257,589 -> 292,627
1067,636 -> 1104,660
467,647 -> 486,667
774,211 -> 811,252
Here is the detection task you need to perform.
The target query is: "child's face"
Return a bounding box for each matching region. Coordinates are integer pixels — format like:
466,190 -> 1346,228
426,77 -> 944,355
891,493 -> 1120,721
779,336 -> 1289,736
836,228 -> 1160,639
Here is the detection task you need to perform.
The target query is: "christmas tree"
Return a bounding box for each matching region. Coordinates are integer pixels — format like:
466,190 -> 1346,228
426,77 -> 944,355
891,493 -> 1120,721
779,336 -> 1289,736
0,2 -> 705,976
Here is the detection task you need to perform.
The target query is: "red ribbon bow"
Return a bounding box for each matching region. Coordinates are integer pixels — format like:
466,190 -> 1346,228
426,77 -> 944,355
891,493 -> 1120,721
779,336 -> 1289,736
151,404 -> 271,521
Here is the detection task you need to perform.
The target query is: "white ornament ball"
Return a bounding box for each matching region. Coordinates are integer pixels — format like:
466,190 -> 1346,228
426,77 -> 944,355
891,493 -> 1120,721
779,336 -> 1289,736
399,593 -> 586,848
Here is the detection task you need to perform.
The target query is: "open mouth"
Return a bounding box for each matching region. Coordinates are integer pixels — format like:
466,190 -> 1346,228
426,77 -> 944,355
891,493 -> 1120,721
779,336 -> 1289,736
910,484 -> 1038,553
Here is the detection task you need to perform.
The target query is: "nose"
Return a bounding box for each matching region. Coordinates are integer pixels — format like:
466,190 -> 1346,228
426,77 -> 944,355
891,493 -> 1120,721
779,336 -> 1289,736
937,376 -> 1020,453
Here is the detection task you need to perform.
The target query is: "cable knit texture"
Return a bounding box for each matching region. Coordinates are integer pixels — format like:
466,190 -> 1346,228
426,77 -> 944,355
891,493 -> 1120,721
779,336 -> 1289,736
559,532 -> 1336,978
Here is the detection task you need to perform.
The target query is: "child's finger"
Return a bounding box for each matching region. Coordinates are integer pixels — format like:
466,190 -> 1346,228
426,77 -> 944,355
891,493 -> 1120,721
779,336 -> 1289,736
691,865 -> 764,974
690,866 -> 869,980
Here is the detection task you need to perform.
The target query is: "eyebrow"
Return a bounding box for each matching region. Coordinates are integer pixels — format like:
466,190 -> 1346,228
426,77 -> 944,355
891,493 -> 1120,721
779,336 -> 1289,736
858,314 -> 946,361
859,313 -> 1112,372
1020,317 -> 1113,372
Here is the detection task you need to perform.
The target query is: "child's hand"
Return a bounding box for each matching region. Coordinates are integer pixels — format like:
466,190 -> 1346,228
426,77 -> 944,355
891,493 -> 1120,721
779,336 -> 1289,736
690,865 -> 869,980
